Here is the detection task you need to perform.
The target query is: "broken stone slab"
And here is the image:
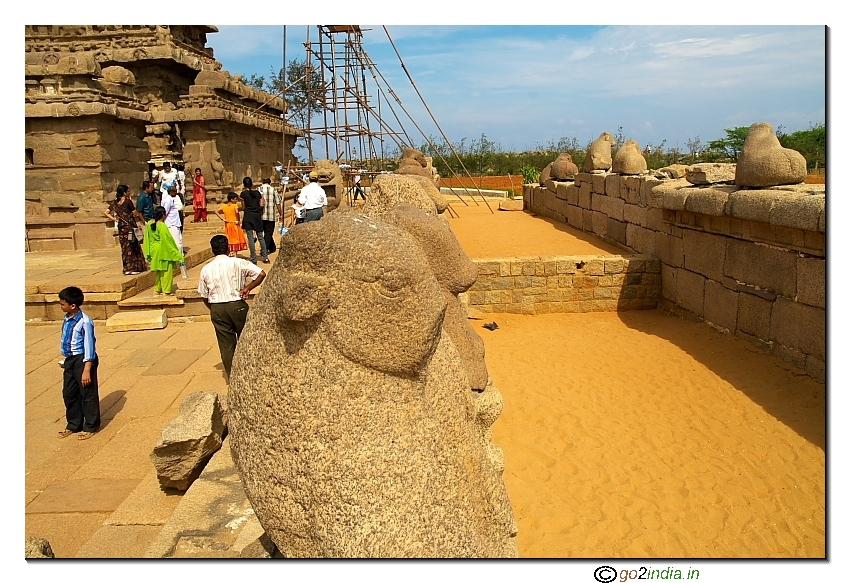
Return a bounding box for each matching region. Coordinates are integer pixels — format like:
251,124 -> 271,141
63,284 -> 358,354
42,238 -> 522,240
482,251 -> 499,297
498,198 -> 523,211
106,309 -> 167,332
657,164 -> 689,179
686,163 -> 736,184
145,437 -> 278,558
25,536 -> 55,559
150,392 -> 226,491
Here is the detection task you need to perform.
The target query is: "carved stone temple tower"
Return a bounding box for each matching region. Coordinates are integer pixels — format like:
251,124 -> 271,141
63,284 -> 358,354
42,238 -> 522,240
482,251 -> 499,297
25,25 -> 302,249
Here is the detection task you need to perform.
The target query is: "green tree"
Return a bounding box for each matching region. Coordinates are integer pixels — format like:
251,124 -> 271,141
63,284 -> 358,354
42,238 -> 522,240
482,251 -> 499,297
779,123 -> 825,170
243,60 -> 323,132
708,127 -> 750,160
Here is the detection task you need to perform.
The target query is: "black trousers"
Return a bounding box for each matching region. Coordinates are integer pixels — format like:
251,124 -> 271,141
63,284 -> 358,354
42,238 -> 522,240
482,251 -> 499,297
353,184 -> 366,200
262,220 -> 277,254
209,300 -> 249,377
62,354 -> 100,433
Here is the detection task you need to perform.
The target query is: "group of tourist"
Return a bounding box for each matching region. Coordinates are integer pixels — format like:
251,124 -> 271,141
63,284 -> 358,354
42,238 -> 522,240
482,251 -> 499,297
103,164 -> 329,296
216,172 -> 327,264
55,228 -> 267,442
58,168 -> 329,442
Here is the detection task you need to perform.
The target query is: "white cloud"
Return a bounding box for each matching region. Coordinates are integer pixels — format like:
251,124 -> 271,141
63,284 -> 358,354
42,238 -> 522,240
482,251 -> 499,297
569,47 -> 595,61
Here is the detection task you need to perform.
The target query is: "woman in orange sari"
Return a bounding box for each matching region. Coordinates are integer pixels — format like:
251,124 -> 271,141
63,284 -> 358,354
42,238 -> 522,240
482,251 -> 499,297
192,167 -> 208,222
216,192 -> 248,256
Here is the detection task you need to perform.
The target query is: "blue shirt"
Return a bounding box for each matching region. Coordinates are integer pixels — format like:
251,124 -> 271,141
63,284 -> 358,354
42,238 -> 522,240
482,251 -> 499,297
60,310 -> 97,362
137,192 -> 155,221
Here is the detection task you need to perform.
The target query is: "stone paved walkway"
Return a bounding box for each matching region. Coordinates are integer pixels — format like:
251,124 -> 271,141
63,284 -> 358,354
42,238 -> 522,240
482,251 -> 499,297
24,320 -> 229,558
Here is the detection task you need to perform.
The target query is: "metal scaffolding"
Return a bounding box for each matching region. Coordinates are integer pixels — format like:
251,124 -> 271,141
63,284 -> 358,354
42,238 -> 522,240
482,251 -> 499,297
304,25 -> 404,170
295,25 -> 491,211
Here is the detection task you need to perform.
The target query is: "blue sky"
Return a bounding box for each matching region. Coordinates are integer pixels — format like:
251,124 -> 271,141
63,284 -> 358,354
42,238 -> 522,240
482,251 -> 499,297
210,25 -> 825,158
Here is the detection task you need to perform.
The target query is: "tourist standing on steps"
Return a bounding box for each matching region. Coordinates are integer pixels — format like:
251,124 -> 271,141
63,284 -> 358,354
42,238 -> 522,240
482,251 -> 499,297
198,234 -> 266,378
143,206 -> 184,295
157,161 -> 179,201
298,171 -> 327,223
240,177 -> 269,264
103,184 -> 147,276
258,177 -> 281,254
57,286 -> 101,441
162,185 -> 184,253
136,180 -> 156,223
176,164 -> 187,232
192,167 -> 208,222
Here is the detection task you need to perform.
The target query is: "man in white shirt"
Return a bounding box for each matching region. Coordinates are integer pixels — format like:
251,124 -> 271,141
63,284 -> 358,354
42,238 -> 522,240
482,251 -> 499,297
198,235 -> 266,377
157,161 -> 179,200
297,172 -> 328,223
162,185 -> 184,252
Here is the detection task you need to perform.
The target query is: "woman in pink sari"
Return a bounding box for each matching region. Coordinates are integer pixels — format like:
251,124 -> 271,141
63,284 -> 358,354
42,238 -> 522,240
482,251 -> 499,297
192,167 -> 208,222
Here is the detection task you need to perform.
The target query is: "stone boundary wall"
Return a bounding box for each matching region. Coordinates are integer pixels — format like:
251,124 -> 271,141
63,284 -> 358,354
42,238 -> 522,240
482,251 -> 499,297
464,255 -> 660,314
524,173 -> 825,382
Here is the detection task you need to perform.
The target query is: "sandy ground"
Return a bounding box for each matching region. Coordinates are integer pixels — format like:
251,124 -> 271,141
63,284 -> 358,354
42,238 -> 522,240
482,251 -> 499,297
481,311 -> 824,558
446,196 -> 624,258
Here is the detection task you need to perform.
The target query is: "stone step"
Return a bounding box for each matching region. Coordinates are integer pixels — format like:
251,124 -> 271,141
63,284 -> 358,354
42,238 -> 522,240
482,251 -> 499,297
106,309 -> 168,332
117,295 -> 184,308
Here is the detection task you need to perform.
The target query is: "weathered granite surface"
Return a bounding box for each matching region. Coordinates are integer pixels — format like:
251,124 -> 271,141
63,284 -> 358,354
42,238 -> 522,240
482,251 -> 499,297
736,122 -> 807,187
583,131 -> 615,172
150,392 -> 226,491
228,211 -> 517,557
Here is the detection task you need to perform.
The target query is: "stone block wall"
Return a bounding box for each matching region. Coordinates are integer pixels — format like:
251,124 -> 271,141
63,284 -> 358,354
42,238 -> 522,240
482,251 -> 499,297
26,115 -> 151,250
524,173 -> 826,381
465,254 -> 660,314
180,121 -> 296,200
26,116 -> 150,220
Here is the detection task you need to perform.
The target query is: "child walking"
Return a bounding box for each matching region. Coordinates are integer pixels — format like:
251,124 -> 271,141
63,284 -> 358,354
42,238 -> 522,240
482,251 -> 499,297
143,206 -> 185,295
57,286 -> 100,440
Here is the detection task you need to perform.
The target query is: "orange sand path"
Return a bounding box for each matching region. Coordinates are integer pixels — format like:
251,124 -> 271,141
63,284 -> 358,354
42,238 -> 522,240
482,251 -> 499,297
446,196 -> 624,258
480,311 -> 824,558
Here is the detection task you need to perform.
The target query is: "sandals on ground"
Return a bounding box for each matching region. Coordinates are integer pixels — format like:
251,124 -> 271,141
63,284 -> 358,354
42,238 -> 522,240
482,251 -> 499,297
77,431 -> 96,441
58,429 -> 75,439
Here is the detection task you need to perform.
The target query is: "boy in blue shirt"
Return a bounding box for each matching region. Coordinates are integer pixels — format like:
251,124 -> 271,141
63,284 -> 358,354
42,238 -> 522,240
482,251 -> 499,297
57,286 -> 100,440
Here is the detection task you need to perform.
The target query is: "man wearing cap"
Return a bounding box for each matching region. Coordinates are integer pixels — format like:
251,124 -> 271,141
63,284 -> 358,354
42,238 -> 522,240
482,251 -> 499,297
297,171 -> 328,223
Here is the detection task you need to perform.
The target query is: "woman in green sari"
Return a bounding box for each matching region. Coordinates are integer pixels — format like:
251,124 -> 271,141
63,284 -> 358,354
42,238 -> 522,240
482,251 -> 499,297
143,206 -> 185,295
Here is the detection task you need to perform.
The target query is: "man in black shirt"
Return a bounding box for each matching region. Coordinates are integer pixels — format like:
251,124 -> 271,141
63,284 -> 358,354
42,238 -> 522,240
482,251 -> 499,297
240,177 -> 269,264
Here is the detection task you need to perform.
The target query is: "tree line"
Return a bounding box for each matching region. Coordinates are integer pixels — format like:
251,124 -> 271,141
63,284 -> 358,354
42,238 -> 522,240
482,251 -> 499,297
389,124 -> 825,180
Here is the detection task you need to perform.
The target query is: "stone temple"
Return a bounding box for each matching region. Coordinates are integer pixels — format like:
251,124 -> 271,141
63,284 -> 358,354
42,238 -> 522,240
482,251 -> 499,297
25,25 -> 302,250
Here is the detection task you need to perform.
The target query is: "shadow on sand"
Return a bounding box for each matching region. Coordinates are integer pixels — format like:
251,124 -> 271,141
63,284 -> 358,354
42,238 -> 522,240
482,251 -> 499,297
617,309 -> 825,451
